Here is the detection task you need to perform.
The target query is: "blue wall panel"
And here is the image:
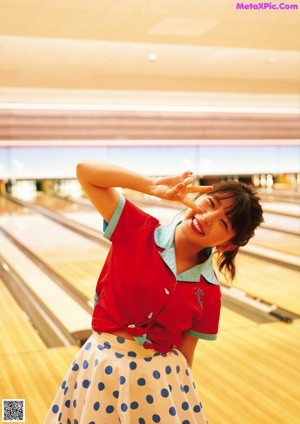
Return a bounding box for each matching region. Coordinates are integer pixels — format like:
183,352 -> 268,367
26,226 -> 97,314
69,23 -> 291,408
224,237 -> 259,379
0,144 -> 299,180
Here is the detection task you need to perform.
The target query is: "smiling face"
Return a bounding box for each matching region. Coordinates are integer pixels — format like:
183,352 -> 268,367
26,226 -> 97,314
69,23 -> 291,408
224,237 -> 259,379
179,193 -> 236,251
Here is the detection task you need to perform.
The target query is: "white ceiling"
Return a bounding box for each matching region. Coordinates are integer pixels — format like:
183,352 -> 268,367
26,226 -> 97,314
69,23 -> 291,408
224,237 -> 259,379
0,0 -> 299,106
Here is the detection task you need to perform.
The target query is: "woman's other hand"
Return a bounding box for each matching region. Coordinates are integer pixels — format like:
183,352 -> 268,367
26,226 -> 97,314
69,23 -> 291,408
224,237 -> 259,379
151,171 -> 212,211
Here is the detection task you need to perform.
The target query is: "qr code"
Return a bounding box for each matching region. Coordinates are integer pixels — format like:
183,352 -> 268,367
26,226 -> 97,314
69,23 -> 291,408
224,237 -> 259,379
2,399 -> 25,422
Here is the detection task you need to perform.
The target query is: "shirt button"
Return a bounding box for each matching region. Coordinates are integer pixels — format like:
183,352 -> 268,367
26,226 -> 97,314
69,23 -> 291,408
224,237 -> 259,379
128,324 -> 135,328
164,288 -> 170,295
148,312 -> 153,319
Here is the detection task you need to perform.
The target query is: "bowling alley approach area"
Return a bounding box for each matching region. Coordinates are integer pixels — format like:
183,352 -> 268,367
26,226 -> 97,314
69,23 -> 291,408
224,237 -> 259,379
0,1 -> 299,423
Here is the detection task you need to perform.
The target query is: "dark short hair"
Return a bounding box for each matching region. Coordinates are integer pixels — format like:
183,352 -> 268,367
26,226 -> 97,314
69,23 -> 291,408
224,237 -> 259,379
209,180 -> 264,247
204,180 -> 264,281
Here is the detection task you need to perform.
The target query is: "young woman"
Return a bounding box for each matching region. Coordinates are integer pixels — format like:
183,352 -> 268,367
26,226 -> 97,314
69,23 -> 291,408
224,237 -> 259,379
44,161 -> 263,424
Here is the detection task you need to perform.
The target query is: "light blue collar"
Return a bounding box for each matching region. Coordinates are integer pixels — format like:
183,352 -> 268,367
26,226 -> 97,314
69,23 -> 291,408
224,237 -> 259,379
154,222 -> 219,285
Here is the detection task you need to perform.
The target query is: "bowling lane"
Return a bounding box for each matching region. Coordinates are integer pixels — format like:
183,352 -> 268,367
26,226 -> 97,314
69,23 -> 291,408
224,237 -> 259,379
262,201 -> 300,217
0,279 -> 46,355
234,254 -> 300,315
247,227 -> 300,257
0,196 -> 104,300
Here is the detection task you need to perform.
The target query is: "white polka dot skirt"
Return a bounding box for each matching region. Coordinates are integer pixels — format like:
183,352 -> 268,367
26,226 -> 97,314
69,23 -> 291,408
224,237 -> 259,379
44,332 -> 208,424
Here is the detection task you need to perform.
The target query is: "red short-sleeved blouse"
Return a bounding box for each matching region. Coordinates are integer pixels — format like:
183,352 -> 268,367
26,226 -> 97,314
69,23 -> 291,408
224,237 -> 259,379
92,196 -> 221,353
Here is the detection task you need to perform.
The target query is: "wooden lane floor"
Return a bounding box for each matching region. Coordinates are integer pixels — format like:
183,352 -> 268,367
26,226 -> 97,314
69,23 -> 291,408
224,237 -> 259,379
0,277 -> 72,424
234,254 -> 300,316
0,196 -> 103,300
32,192 -> 90,214
195,319 -> 300,424
0,279 -> 46,355
249,227 -> 299,257
0,345 -> 79,424
34,192 -> 106,231
262,211 -> 299,234
261,201 -> 300,217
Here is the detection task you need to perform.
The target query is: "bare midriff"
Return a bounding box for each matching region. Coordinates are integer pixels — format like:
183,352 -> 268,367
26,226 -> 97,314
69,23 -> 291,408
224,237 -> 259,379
112,330 -> 135,340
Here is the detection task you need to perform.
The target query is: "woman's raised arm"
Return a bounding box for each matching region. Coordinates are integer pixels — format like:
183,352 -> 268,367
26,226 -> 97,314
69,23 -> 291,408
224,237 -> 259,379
76,160 -> 211,221
76,161 -> 155,222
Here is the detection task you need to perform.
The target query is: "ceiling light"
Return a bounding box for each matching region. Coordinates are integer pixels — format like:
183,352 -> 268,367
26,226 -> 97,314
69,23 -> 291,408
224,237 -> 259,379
148,53 -> 157,62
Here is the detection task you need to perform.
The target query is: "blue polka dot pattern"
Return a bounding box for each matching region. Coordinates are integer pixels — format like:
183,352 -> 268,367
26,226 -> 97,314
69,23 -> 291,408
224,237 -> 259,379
106,405 -> 114,413
161,388 -> 169,398
72,363 -> 79,371
103,342 -> 111,349
153,370 -> 160,379
98,382 -> 105,391
130,401 -> 139,409
52,405 -> 59,414
182,401 -> 189,410
129,361 -> 137,370
93,401 -> 100,411
146,395 -> 154,404
121,403 -> 128,412
169,406 -> 176,416
44,333 -> 208,424
104,365 -> 113,375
